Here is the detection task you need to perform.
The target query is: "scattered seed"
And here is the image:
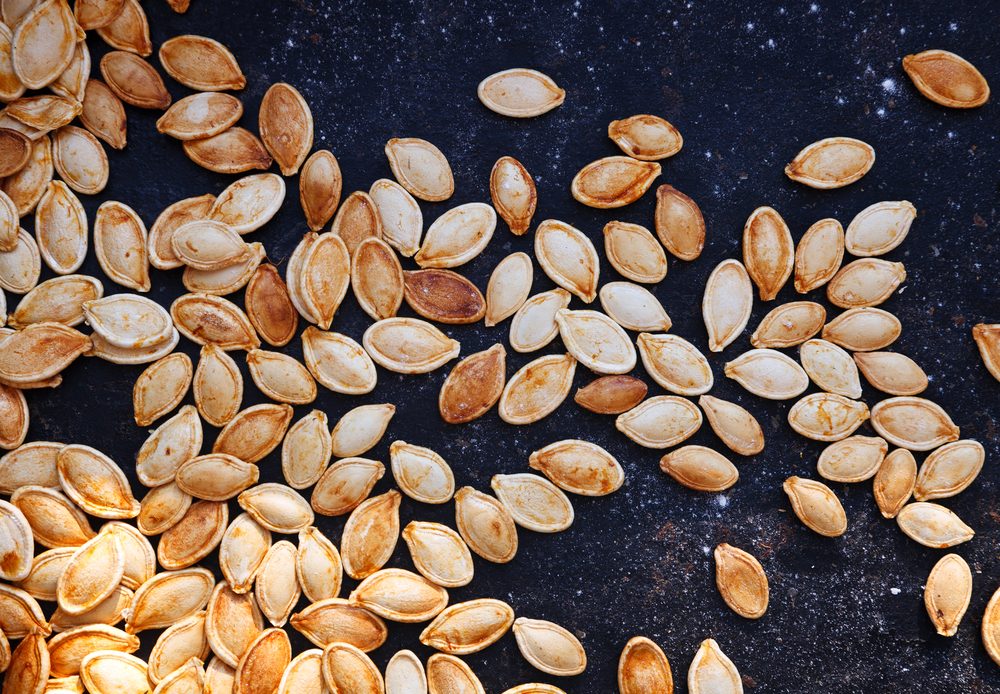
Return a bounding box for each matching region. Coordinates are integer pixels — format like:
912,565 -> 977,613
897,502 -> 974,548
9,274 -> 101,328
99,51 -> 171,109
574,375 -> 647,415
499,352 -> 576,425
300,150 -> 342,232
601,282 -> 672,333
0,582 -> 50,637
255,540 -> 300,627
133,357 -> 194,434
369,177 -> 420,256
156,91 -> 243,141
147,193 -> 215,270
509,288 -> 572,353
660,445 -> 738,492
385,649 -> 427,694
80,79 -> 127,150
16,548 -> 73,604
788,393 -> 869,441
170,293 -> 260,350
56,444 -> 139,519
714,543 -> 768,619
618,636 -> 673,694
6,633 -> 49,693
385,137 -> 454,202
750,301 -> 826,349
259,82 -> 313,175
817,435 -> 887,483
603,220 -> 668,284
785,137 -> 875,188
402,521 -> 474,589
924,553 -> 972,637
390,441 -> 455,505
873,448 -> 916,519
0,385 -> 25,451
534,219 -> 599,302
427,653 -> 484,694
697,394 -> 764,456
571,156 -> 660,209
973,323 -> 1000,382
783,476 -> 847,537
654,184 -> 705,261
438,343 -> 506,424
11,0 -> 76,90
455,486 -> 518,563
218,512 -> 271,595
330,190 -> 381,257
616,395 -> 702,449
477,68 -> 565,117
528,439 -> 624,496
902,49 -> 990,108
0,228 -> 40,294
79,650 -> 148,693
193,344 -> 243,427
608,114 -> 682,160
84,293 -> 172,350
2,135 -> 52,217
419,598 -> 514,655
213,403 -> 292,464
687,639 -> 741,694
57,529 -> 124,616
491,473 -> 574,533
826,258 -> 906,309
205,580 -> 263,668
184,126 -> 273,174
280,410 -> 331,490
341,490 -> 400,580
559,308 -> 636,373
95,0 -> 151,56
364,317 -> 460,374
0,321 -> 88,385
822,307 -> 901,352
209,172 -> 285,235
290,598 -> 387,653
799,338 -> 862,399
93,200 -> 150,292
0,441 -> 62,495
311,457 -> 384,517
914,439 -> 984,501
349,237 -> 403,321
794,218 -> 844,293
157,500 -> 226,570
743,206 -> 793,301
982,587 -> 1000,667
853,351 -> 928,395
870,396 -> 959,451
11,485 -> 94,549
124,567 -> 214,633
724,348 -> 809,400
159,34 -> 245,90
844,200 -> 916,257
490,156 -> 537,235
139,483 -> 193,537
638,333 -> 712,395
295,526 -> 343,603
146,612 -> 207,684
703,259 -> 752,352
33,182 -> 87,275
349,567 -> 448,623
299,231 -> 350,329
235,628 -> 291,694
513,617 -> 586,677
321,641 -> 383,694
0,498 -> 31,580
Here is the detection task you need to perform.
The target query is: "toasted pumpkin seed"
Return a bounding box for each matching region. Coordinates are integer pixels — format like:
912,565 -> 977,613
205,581 -> 263,668
491,473 -> 574,533
57,529 -> 124,615
11,0 -> 76,89
330,403 -> 395,459
743,206 -> 793,301
618,636 -> 673,694
278,649 -> 324,694
364,317 -> 459,374
654,184 -> 704,261
386,650 -> 427,694
853,351 -> 927,395
74,0 -> 126,30
290,598 -> 387,651
125,567 -> 213,633
0,582 -> 50,637
99,51 -> 170,109
750,301 -> 826,349
7,95 -> 81,135
341,490 -> 400,579
239,484 -> 313,534
660,445 -> 738,492
93,201 -> 150,292
438,344 -> 506,424
157,500 -> 226,570
455,487 -> 518,563
300,150 -> 342,232
192,344 -> 242,427
608,114 -> 682,160
311,457 -> 384,517
574,375 -> 647,415
404,268 -> 484,324
509,288 -> 571,353
298,231 -> 349,329
873,448 -> 916,519
600,282 -> 671,333
897,502 -> 974,547
415,202 -> 495,269
490,156 -> 536,236
822,307 -> 901,352
903,49 -> 989,108
213,403 -> 291,463
84,294 -> 172,350
148,194 -> 215,271
571,156 -> 660,209
724,349 -> 809,400
321,642 -> 383,694
369,177 -> 420,256
245,349 -> 316,405
280,410 -> 331,490
95,0 -> 150,56
243,264 -> 297,347
259,82 -> 312,175
637,333 -> 711,395
603,220 -> 667,284
0,228 -> 40,294
176,454 -> 259,501
687,639 -> 741,694
183,240 -> 265,296
171,219 -> 249,272
138,482 -> 191,536
11,485 -> 93,548
205,658 -> 237,693
132,354 -> 192,427
52,125 -> 108,195
79,650 -> 149,693
0,498 -> 31,580
171,293 -> 260,350
86,326 -> 180,366
557,309 -> 635,374
477,68 -> 564,117
793,218 -> 844,293
57,445 -> 139,519
844,200 -> 916,257
34,182 -> 87,275
815,435 -> 888,484
385,137 -> 453,202
799,338 -> 862,398
914,439 -> 984,501
390,441 -> 455,505
0,440 -> 61,493
219,512 -> 270,594
296,526 -> 343,602
924,553 -> 972,637
0,189 -> 18,248
135,404 -> 201,487
80,79 -> 127,150
534,219 -> 599,302
301,326 -> 376,394
147,614 -> 207,685
10,274 -> 101,329
512,617 -> 586,677
783,476 -> 847,537
973,323 -> 1000,382
235,628 -> 290,694
697,395 -> 763,457
348,237 -> 402,321
785,137 -> 874,188
254,541 -> 300,627
349,568 -> 448,623
402,521 -> 474,589
48,624 -> 139,677
426,653 -> 483,694
499,352 -> 576,425
0,130 -> 29,177
211,173 -> 286,235
6,633 -> 49,693
703,259 -> 752,352
51,586 -> 132,632
420,599 -> 514,655
827,258 -> 906,309
0,321 -> 88,384
159,34 -> 245,90
104,522 -> 154,590
788,393 -> 869,441
870,396 -> 959,451
483,252 -> 532,327
183,127 -> 272,174
983,587 -> 1000,666
529,439 -> 624,496
714,543 -> 768,619
156,91 -> 242,141
2,135 -> 51,217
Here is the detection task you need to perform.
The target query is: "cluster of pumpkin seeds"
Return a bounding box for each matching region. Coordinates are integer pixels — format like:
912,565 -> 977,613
0,3 -> 996,690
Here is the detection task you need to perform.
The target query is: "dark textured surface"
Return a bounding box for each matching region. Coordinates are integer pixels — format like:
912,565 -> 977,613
12,0 -> 1000,691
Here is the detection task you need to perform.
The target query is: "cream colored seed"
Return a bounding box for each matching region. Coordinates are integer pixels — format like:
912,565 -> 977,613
870,396 -> 959,450
914,439 -> 984,501
158,35 -> 245,91
787,393 -> 869,442
369,177 -> 421,256
528,439 -> 624,496
170,293 -> 260,351
637,333 -> 712,395
208,173 -> 285,235
352,237 -> 404,321
213,403 -> 292,464
698,394 -> 765,456
9,275 -> 101,329
390,441 -> 455,505
193,344 -> 243,427
57,529 -> 124,616
615,396 -> 702,449
534,219 -> 599,302
278,649 -> 325,694
301,326 -> 377,395
14,546 -> 73,601
509,288 -> 572,353
660,445 -> 738,492
512,617 -> 586,677
52,125 -> 108,195
817,435 -> 887,483
556,309 -> 636,374
238,483 -> 314,534
844,201 -> 916,257
608,114 -> 682,160
321,642 -> 383,694
427,653 -> 485,694
50,585 -> 133,632
853,351 -> 928,396
183,241 -> 265,296
171,453 -> 250,500
455,486 -> 518,564
783,476 -> 847,537
498,353 -> 576,425
331,403 -> 395,458
703,259 -> 752,352
94,200 -> 150,292
873,448 -> 916,519
419,598 -> 514,655
341,490 -> 401,580
384,137 -> 454,202
289,597 -> 387,651
724,348 -> 809,400
107,521 -> 155,590
11,0 -> 77,90
205,581 -> 264,668
438,344 -> 506,424
246,349 -> 316,405
794,218 -> 844,293
132,353 -> 192,427
972,323 -> 1000,382
750,301 -> 826,349
0,440 -> 62,493
402,521 -> 474,589
79,651 -> 150,694
219,512 -> 271,594
924,553 -> 972,637
0,229 -> 41,294
491,473 -> 574,533
983,587 -> 1000,667
148,194 -> 215,271
416,202 -> 496,269
799,338 -> 862,399
714,543 -> 769,619
785,137 -> 875,188
156,91 -> 243,141
84,293 -> 172,350
255,540 -> 301,627
826,258 -> 906,308
571,156 -> 660,209
301,150 -> 342,232
298,231 -> 349,329
35,182 -> 87,275
330,191 -> 381,257
296,526 -> 343,603
349,568 -> 449,623
57,444 -> 139,519
490,156 -> 536,236
171,219 -> 249,272
147,612 -> 206,685
486,251 -> 533,327
47,624 -> 140,677
363,317 -> 460,374
687,639 -> 742,694
206,659 -> 237,692
603,220 -> 668,284
0,583 -> 50,638
3,136 -> 51,217
281,410 -> 332,490
600,282 -> 672,332
477,68 -> 565,117
903,49 -> 990,109
618,636 -> 673,694
896,502 -> 974,548
311,457 -> 384,517
743,206 -> 793,301
0,498 -> 32,581
81,79 -> 128,151
96,0 -> 151,56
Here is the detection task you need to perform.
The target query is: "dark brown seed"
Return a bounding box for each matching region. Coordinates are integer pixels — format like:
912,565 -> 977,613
403,269 -> 486,324
574,375 -> 648,414
654,184 -> 705,261
245,264 -> 298,348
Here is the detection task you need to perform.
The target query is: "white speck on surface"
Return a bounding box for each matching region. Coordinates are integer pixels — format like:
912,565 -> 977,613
890,587 -> 901,595
766,38 -> 776,48
809,3 -> 820,13
702,546 -> 711,556
876,107 -> 886,117
881,78 -> 897,93
716,495 -> 729,508
746,22 -> 755,31
949,22 -> 959,31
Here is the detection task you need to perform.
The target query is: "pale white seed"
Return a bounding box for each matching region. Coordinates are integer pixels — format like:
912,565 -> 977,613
419,598 -> 514,655
281,410 -> 332,490
238,483 -> 314,534
477,68 -> 565,117
853,351 -> 928,395
416,202 -> 496,269
637,333 -> 712,396
749,301 -> 826,348
331,403 -> 395,458
724,349 -> 809,400
785,137 -> 875,189
490,473 -> 574,533
534,219 -> 599,302
787,393 -> 870,442
799,339 -> 862,399
485,251 -> 532,327
385,650 -> 427,694
914,440 -> 984,501
296,526 -> 343,602
340,490 -> 400,580
390,441 -> 455,505
816,435 -> 887,483
363,317 -> 460,374
603,220 -> 667,284
822,307 -> 901,352
135,404 -> 201,487
208,173 -> 285,235
509,288 -> 572,353
844,200 -> 916,257
698,394 -> 765,456
402,521 -> 474,589
369,178 -> 422,256
794,218 -> 844,293
703,259 -> 752,352
255,540 -> 300,627
599,282 -> 672,332
246,349 -> 317,405
687,639 -> 743,694
219,512 -> 271,594
870,396 -> 960,451
454,487 -> 518,564
615,396 -> 702,449
556,308 -> 636,374
897,502 -> 974,548
513,617 -> 587,676
924,553 -> 972,637
301,327 -> 377,395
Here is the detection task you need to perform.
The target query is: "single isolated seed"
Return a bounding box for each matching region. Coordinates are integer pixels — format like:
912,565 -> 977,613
416,202 -> 496,269
714,543 -> 769,619
534,220 -> 599,302
490,156 -> 537,235
687,639 -> 742,694
924,553 -> 972,637
618,636 -> 674,694
574,375 -> 647,415
281,410 -> 332,490
743,206 -> 793,301
391,441 -> 455,505
785,137 -> 875,188
513,617 -> 587,677
896,502 -> 974,548
826,258 -> 906,309
570,156 -> 661,208
783,476 -> 847,537
902,49 -> 990,108
477,68 -> 565,117
703,259 -> 752,352
795,218 -> 844,293
660,445 -> 738,492
369,177 -> 420,256
638,333 -> 712,396
485,252 -> 532,327
608,114 -> 682,160
556,309 -> 636,374
873,448 -> 916,519
454,486 -> 518,564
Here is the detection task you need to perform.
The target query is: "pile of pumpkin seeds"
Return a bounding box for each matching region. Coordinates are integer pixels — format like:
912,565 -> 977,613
0,2 -> 996,690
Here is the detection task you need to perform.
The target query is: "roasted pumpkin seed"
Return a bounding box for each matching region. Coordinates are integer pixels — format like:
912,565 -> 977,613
80,79 -> 127,150
57,445 -> 139,519
34,182 -> 87,275
973,323 -> 1000,382
213,403 -> 292,464
914,439 -> 984,501
235,628 -> 290,694
0,129 -> 30,178
296,526 -> 343,602
364,317 -> 460,374
660,445 -> 738,492
897,502 -> 974,548
794,217 -> 844,293
11,485 -> 93,548
350,568 -> 449,623
259,82 -> 312,175
788,393 -> 869,441
703,259 -> 752,352
822,307 -> 901,352
341,490 -> 401,580
603,220 -> 668,284
126,567 -> 214,633
785,137 -> 875,188
135,404 -> 201,487
799,338 -> 862,399
278,649 -> 325,694
844,200 -> 916,257
9,274 -> 101,328
528,439 -> 624,496
499,352 -> 576,425
183,127 -> 272,174
490,156 -> 536,235
93,201 -> 150,292
369,177 -> 420,256
616,395 -> 702,449
714,543 -> 768,619
724,348 -> 809,400
57,529 -> 124,615
783,476 -> 847,537
2,135 -> 51,217
157,500 -> 226,570
385,649 -> 427,694
574,375 -> 647,415
873,448 -> 916,519
205,581 -> 263,668
477,68 -> 564,117
419,599 -> 514,655
311,457 -> 384,517
571,156 -> 660,209
239,483 -> 314,534
750,301 -> 826,348
402,521 -> 474,589
512,617 -> 586,677
743,206 -> 793,301
924,553 -> 972,637
638,333 -> 712,395
608,114 -> 682,160
491,473 -> 574,533
600,282 -> 671,332
0,498 -> 31,580
99,51 -> 171,109
687,639 -> 741,694
289,598 -> 387,651
302,327 -> 376,395
0,228 -> 40,294
193,344 -> 242,427
391,441 -> 455,505
816,435 -> 888,483
618,636 -> 673,694
385,137 -> 454,202
255,540 -> 300,627
870,396 -> 959,451
10,0 -> 76,89
902,49 -> 989,108
156,91 -> 243,140
51,125 -> 108,195
534,219 -> 599,302
455,486 -> 518,563
827,258 -> 906,308
281,410 -> 331,490
219,512 -> 270,594
171,293 -> 259,350
159,34 -> 245,91
176,454 -> 259,501
438,343 -> 506,424
301,150 -> 342,232
853,351 -> 928,395
509,288 -> 572,353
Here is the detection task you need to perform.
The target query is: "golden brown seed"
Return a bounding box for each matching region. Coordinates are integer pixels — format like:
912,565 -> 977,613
385,137 -> 454,202
0,228 -> 40,295
157,500 -> 227,570
0,582 -> 50,638
826,258 -> 906,309
281,410 -> 331,490
914,440 -> 984,501
391,441 -> 454,505
176,454 -> 259,501
245,264 -> 297,347
637,333 -> 711,395
238,483 -> 314,534
99,51 -> 170,109
571,156 -> 660,209
897,502 -> 974,548
170,293 -> 260,351
873,448 -> 916,519
132,353 -> 191,427
416,202 -> 495,269
95,0 -> 150,56
714,543 -> 768,619
618,636 -> 673,694
603,220 -> 667,284
159,34 -> 245,91
0,385 -> 26,451
870,396 -> 959,451
439,344 -> 506,424
125,567 -> 214,633
301,327 -> 376,395
321,642 -> 383,694
193,344 -> 243,427
289,598 -> 387,651
80,79 -> 127,150
490,156 -> 536,235
698,394 -> 764,456
156,92 -> 243,141
787,393 -> 869,442
794,218 -> 844,293
296,526 -> 343,602
328,190 -> 381,258
844,201 -> 916,257
15,547 -> 73,601
10,0 -> 76,89
817,435 -> 887,483
183,127 -> 272,174
208,172 -> 285,235
982,586 -> 1000,667
534,219 -> 599,302
299,231 -> 350,329
750,301 -> 826,348
219,512 -> 270,595
655,184 -> 705,261
33,183 -> 87,275
351,237 -> 403,321
147,615 -> 207,685
743,206 -> 793,301
703,259 -> 752,352
278,649 -> 324,694
557,309 -> 635,374
455,487 -> 518,563
311,457 -> 384,517
6,95 -> 81,133
138,482 -> 192,536
0,129 -> 31,178
56,445 -> 139,519
246,349 -> 316,405
783,476 -> 847,537
499,353 -> 576,425
853,351 -> 928,395
259,82 -> 312,176
491,473 -> 574,533
300,150 -> 342,232
205,581 -> 263,668
419,599 -> 514,655
57,530 -> 124,616
404,268 -> 484,324
608,114 -> 682,160
574,375 -> 647,415
341,490 -> 401,579
924,553 -> 972,637
93,201 -> 149,292
528,439 -> 624,496
48,624 -> 139,677
402,521 -> 474,589
2,136 -> 52,217
426,653 -> 484,694
75,0 -> 127,30
5,633 -> 49,693
235,628 -> 291,694
11,485 -> 93,549
477,68 -> 564,117
349,568 -> 449,623
785,137 -> 875,188
973,323 -> 1000,382
0,322 -> 89,385
724,348 -> 808,400
902,49 -> 990,108
662,445 -> 738,494
213,403 -> 292,464
0,498 -> 31,580
148,194 -> 215,271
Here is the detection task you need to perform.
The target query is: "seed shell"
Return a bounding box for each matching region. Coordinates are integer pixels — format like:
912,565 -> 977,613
11,0 -> 76,89
391,441 -> 455,505
290,598 -> 387,652
983,587 -> 1000,667
298,232 -> 350,329
351,237 -> 404,321
147,194 -> 215,271
571,156 -> 660,208
574,375 -> 647,415
99,51 -> 171,109
208,173 -> 285,235
853,351 -> 928,395
139,476 -> 191,536
281,410 -> 332,490
637,333 -> 712,395
238,483 -> 314,534
703,259 -> 752,352
57,445 -> 139,519
477,68 -> 564,117
364,317 -> 460,374
743,206 -> 793,301
369,177 -> 420,256
687,639 -> 742,694
57,530 -> 124,616
498,353 -> 576,425
788,393 -> 869,441
256,540 -> 300,627
193,344 -> 243,427
246,349 -> 316,405
455,487 -> 518,563
973,324 -> 1000,382
0,130 -> 30,178
311,457 -> 384,517
750,301 -> 826,348
783,476 -> 847,537
0,498 -> 31,580
34,182 -> 87,275
183,127 -> 272,174
799,338 -> 862,399
844,200 -> 917,257
608,114 -> 682,160
490,156 -> 536,235
902,49 -> 989,108
329,190 -> 381,258
52,125 -> 108,195
618,636 -> 673,694
11,485 -> 93,549
603,220 -> 668,284
245,264 -> 298,347
600,282 -> 671,332
438,343 -> 505,424
870,396 -> 959,451
714,543 -> 768,619
402,521 -> 474,589
698,395 -> 764,456
301,150 -> 342,232
654,184 -> 705,261
724,348 -> 809,400
321,642 -> 383,694
615,396 -> 702,449
816,435 -> 887,484
528,439 -> 624,496
0,582 -> 50,638
822,307 -> 901,352
156,91 -> 243,140
95,0 -> 151,56
914,439 -> 984,501
512,617 -> 586,677
131,353 -> 191,427
416,202 -> 496,269
785,137 -> 875,188
924,553 -> 972,637
205,581 -> 263,668
484,252 -> 532,327
385,137 -> 454,202
177,454 -> 258,504
2,135 -> 51,217
509,288 -> 572,353
660,446 -> 738,492
296,526 -> 343,602
896,502 -> 974,548
873,448 -> 916,519
158,35 -> 245,91
135,404 -> 201,487
171,293 -> 260,351
385,649 -> 427,694
349,568 -> 449,623
556,308 -> 636,374
419,599 -> 514,655
93,201 -> 149,292
0,321 -> 88,384
534,219 -> 599,302
235,628 -> 291,694
213,403 -> 292,464
0,228 -> 40,294
794,218 -> 844,293
827,258 -> 906,308
0,440 -> 62,493
491,473 -> 574,533
80,79 -> 127,150
404,268 -> 484,324
219,512 -> 270,594
10,275 -> 102,329
5,633 -> 49,693
125,567 -> 214,633
157,500 -> 226,570
259,82 -> 312,175
341,490 -> 401,580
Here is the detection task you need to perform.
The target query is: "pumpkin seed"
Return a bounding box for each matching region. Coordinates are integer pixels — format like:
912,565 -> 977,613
426,653 -> 484,694
219,512 -> 270,594
0,228 -> 40,293
329,403 -> 394,458
289,598 -> 387,651
33,182 -> 86,275
654,184 -> 705,261
341,490 -> 400,579
182,240 -> 264,296
793,218 -> 844,293
148,194 -> 215,270
557,309 -> 636,374
618,636 -> 673,694
11,485 -> 93,548
299,231 -> 349,329
300,150 -> 342,232
608,114 -> 682,160
687,639 -> 741,694
827,258 -> 906,309
853,351 -> 927,395
509,288 -> 572,353
171,219 -> 248,272
713,543 -> 769,620
386,650 -> 427,694
183,127 -> 272,174
385,137 -> 454,202
244,264 -> 297,347
402,521 -> 474,589
914,439 -> 984,501
245,349 -> 316,405
924,553 -> 972,637
2,135 -> 51,217
74,0 -> 125,30
176,454 -> 259,501
455,487 -> 518,563
600,282 -> 672,332
138,482 -> 191,536
603,220 -> 667,284
822,307 -> 901,352
703,259 -> 752,352
844,201 -> 916,257
404,268 -> 484,324
125,567 -> 214,633
419,599 -> 514,655
870,396 -> 959,451
873,448 -> 916,519
255,540 -> 300,627
349,568 -> 449,623
280,410 -> 331,490
902,49 -> 989,108
52,125 -> 107,195
259,82 -> 312,175
213,403 -> 292,464
783,476 -> 847,537
135,404 -> 201,487
528,439 -> 624,496
350,237 -> 403,321
57,529 -> 124,615
637,333 -> 712,395
206,659 -> 236,693
571,156 -> 660,209
79,650 -> 149,693
51,586 -> 133,633
415,202 -> 496,269
490,156 -> 536,235
619,396 -> 699,453
328,190 -> 381,257
156,657 -> 205,692
498,352 -> 576,425
80,79 -> 127,150
208,173 -> 285,235
369,177 -> 420,256
0,440 -> 61,493
534,219 -> 599,302
147,613 -> 207,684
897,502 -> 974,548
983,587 -> 1000,667
57,445 -> 139,519
239,484 -> 314,534
156,91 -> 242,140
192,344 -> 242,427
743,206 -> 793,301
93,201 -> 150,291
131,354 -> 191,427
10,274 -> 101,328
0,27 -> 26,103
438,344 -> 506,424
302,326 -> 377,394
11,0 -> 76,89
724,348 -> 809,400
158,34 -> 245,90
973,323 -> 1000,382
477,68 -> 564,117
512,617 -> 586,677
296,526 -> 343,602
49,624 -> 139,677
278,649 -> 325,694
235,628 -> 290,694
364,317 -> 460,374
311,457 -> 384,517
798,338 -> 861,398
104,522 -> 154,590
660,445 -> 738,492
788,393 -> 869,441
390,441 -> 455,505
157,500 -> 226,570
491,473 -> 574,533
0,582 -> 50,637
785,137 -> 875,188
7,95 -> 81,133
750,301 -> 825,349
171,293 -> 260,350
483,252 -> 532,327
205,581 -> 263,668
574,375 -> 647,415
15,546 -> 71,601
99,51 -> 171,109
321,642 -> 383,694
816,435 -> 887,483
84,294 -> 172,350
6,633 -> 49,693
0,321 -> 88,384
0,189 -> 18,249
0,498 -> 31,580
95,0 -> 150,55
697,397 -> 764,458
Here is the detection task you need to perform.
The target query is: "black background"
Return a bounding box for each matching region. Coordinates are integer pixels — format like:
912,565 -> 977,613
12,0 -> 1000,691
